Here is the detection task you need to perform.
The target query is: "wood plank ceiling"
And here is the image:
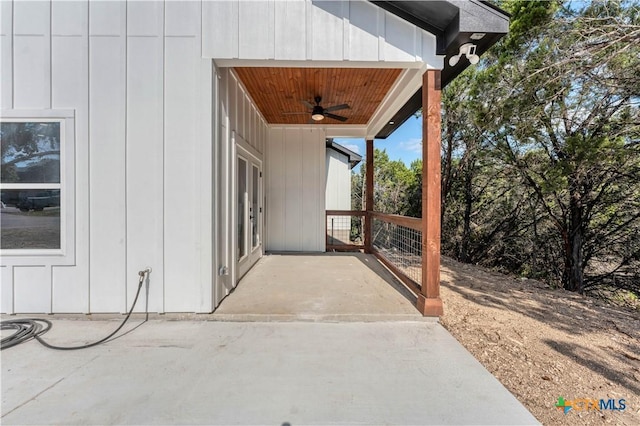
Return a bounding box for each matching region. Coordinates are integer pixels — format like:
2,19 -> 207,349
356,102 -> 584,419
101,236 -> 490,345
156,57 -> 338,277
233,67 -> 402,125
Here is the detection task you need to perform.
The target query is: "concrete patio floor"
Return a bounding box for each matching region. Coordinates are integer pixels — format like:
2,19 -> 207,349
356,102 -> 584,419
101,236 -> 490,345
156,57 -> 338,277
1,253 -> 539,425
214,253 -> 423,321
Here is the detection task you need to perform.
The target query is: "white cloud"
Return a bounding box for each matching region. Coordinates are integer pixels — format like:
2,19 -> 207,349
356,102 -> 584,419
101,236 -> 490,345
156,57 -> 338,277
342,143 -> 361,154
399,138 -> 422,154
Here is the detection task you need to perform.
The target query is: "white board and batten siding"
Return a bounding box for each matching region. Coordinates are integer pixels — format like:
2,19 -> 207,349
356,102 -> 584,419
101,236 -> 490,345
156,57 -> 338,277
215,67 -> 268,306
266,128 -> 326,252
1,1 -> 213,314
204,0 -> 440,67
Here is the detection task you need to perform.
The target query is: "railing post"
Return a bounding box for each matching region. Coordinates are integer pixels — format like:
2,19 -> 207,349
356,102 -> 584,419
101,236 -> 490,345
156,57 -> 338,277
419,70 -> 444,317
364,139 -> 374,253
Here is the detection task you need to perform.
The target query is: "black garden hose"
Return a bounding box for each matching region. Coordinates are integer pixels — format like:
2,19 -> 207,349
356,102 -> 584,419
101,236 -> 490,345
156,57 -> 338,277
1,269 -> 150,350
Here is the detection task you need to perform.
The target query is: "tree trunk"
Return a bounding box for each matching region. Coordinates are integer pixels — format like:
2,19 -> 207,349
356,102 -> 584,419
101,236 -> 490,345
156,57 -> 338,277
441,125 -> 454,225
563,183 -> 585,293
460,161 -> 474,263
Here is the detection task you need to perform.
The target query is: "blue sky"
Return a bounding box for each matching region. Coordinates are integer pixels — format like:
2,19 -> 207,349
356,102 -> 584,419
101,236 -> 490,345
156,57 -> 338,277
334,115 -> 422,172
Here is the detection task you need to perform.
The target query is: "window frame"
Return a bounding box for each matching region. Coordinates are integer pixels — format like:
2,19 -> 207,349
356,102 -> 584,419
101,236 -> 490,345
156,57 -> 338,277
1,110 -> 75,265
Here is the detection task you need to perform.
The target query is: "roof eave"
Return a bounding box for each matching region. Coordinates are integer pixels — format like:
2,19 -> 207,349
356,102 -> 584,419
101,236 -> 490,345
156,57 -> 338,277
371,0 -> 509,139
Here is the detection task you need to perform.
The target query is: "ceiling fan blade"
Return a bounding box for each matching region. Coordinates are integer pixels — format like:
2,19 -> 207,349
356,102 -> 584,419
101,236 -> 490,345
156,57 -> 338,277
301,100 -> 315,109
325,112 -> 348,122
324,103 -> 350,112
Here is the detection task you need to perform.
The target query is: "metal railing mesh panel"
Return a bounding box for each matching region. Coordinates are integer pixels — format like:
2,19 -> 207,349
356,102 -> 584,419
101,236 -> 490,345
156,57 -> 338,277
372,217 -> 422,286
326,214 -> 364,248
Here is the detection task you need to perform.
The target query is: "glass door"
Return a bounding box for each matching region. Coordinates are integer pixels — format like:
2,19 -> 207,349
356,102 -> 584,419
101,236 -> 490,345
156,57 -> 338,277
237,153 -> 262,279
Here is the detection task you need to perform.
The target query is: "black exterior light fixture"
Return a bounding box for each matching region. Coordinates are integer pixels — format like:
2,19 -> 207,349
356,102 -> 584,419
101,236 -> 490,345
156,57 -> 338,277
311,105 -> 325,121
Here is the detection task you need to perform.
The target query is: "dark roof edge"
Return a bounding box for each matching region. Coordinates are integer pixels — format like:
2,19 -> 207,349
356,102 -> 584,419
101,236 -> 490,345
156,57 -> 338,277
373,0 -> 510,139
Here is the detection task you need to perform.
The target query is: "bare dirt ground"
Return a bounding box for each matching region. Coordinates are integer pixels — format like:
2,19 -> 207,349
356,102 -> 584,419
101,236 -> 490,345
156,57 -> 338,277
438,256 -> 640,425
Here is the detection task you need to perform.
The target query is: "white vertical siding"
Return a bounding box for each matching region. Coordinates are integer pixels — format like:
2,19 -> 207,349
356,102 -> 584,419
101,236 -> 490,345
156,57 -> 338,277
214,68 -> 267,303
13,1 -> 50,109
266,128 -> 285,251
301,131 -> 325,249
88,1 -> 127,312
163,0 -> 214,313
238,1 -> 274,59
284,129 -> 303,250
2,0 -> 215,314
266,127 -> 325,252
1,266 -> 12,313
14,266 -> 50,313
126,1 -> 164,312
203,0 -> 441,67
348,1 -> 379,61
274,1 -> 306,60
310,0 -> 344,61
0,1 -> 13,109
384,12 -> 419,62
51,0 -> 89,313
164,14 -> 201,312
216,68 -> 234,305
202,1 -> 238,59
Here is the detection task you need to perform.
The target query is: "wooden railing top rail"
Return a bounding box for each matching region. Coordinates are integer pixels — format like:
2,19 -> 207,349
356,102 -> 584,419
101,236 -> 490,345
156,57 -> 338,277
326,210 -> 366,216
370,212 -> 421,231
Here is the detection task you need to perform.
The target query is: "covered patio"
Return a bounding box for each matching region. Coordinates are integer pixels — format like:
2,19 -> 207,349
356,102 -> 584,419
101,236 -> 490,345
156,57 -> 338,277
222,1 -> 511,317
214,253 -> 423,321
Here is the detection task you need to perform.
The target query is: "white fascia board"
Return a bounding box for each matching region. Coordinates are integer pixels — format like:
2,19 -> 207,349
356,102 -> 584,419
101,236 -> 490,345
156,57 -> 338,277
214,59 -> 425,69
268,123 -> 368,138
365,61 -> 438,139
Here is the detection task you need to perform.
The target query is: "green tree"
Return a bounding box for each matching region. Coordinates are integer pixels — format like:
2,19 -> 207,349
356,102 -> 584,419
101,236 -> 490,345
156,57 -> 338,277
475,0 -> 640,293
355,148 -> 416,215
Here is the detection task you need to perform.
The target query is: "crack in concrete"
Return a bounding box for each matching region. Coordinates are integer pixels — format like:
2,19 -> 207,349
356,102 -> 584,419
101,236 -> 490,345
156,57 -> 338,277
2,377 -> 64,419
2,354 -> 100,419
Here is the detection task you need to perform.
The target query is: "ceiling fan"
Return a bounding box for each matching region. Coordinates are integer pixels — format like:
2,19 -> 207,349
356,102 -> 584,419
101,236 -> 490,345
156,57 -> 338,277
283,96 -> 350,122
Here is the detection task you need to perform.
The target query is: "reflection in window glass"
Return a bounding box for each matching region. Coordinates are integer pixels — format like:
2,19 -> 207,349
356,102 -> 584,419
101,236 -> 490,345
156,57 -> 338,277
1,122 -> 60,184
0,190 -> 61,249
238,158 -> 247,259
1,121 -> 62,250
252,166 -> 259,248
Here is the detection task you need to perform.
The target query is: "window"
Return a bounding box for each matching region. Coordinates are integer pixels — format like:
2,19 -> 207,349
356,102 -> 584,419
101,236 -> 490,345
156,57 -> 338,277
1,111 -> 75,262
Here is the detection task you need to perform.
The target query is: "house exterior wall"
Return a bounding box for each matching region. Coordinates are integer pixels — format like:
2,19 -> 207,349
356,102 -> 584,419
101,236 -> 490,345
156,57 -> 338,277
215,67 -> 268,307
266,128 -> 326,252
203,0 -> 440,66
1,0 -> 443,314
1,1 -> 213,314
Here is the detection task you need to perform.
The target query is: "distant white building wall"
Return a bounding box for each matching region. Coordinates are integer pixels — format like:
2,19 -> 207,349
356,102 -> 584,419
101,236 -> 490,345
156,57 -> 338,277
325,148 -> 352,236
325,149 -> 351,212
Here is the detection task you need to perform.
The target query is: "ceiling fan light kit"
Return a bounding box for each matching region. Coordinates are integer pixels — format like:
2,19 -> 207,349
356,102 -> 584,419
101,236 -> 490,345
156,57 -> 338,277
284,96 -> 350,123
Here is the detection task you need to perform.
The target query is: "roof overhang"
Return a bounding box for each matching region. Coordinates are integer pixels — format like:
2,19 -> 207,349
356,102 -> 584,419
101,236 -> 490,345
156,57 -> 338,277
372,0 -> 510,138
219,1 -> 509,141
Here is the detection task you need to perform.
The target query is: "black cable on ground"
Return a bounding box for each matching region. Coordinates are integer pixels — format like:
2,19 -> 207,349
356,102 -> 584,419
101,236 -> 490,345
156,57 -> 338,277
1,269 -> 150,351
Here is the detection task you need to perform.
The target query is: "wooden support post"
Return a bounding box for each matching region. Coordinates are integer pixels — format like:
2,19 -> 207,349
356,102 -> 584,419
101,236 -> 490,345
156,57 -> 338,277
418,70 -> 444,317
364,139 -> 374,253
